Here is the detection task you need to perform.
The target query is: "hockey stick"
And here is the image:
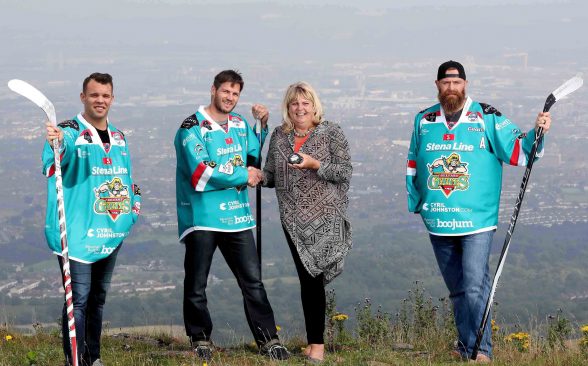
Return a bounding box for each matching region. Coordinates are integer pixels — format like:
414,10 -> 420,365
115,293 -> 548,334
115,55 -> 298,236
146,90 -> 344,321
7,79 -> 79,366
471,75 -> 583,360
255,117 -> 263,275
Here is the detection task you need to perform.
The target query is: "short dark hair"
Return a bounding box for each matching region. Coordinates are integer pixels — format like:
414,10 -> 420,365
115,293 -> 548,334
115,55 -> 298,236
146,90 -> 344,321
213,70 -> 244,92
83,72 -> 114,93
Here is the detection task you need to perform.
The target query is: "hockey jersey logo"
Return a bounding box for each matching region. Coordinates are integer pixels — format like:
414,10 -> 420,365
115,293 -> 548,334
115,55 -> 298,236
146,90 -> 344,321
426,153 -> 470,197
58,120 -> 80,130
229,115 -> 243,127
466,111 -> 482,122
201,120 -> 213,130
480,103 -> 502,116
110,131 -> 126,147
230,154 -> 244,167
74,130 -> 94,146
93,177 -> 131,221
181,116 -> 199,129
83,130 -> 93,143
424,112 -> 437,122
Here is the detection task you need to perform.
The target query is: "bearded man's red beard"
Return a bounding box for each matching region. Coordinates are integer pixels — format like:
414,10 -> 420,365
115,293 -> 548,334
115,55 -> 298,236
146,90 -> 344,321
438,89 -> 466,114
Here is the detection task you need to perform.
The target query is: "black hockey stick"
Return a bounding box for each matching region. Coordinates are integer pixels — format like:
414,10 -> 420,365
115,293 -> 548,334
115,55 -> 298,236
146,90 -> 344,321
255,118 -> 263,275
471,75 -> 583,360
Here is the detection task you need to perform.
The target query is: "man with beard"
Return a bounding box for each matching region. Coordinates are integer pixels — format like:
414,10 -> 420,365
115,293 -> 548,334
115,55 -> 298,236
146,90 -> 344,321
174,70 -> 289,362
405,61 -> 551,362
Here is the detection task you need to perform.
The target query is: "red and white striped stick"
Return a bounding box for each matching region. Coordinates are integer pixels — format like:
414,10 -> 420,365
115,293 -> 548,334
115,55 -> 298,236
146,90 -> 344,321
53,137 -> 79,366
8,79 -> 79,366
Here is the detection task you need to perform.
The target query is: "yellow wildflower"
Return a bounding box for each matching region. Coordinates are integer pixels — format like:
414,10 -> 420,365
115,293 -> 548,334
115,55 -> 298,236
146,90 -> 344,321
491,319 -> 499,333
4,335 -> 13,341
332,313 -> 349,322
505,332 -> 530,352
581,325 -> 588,333
276,325 -> 282,332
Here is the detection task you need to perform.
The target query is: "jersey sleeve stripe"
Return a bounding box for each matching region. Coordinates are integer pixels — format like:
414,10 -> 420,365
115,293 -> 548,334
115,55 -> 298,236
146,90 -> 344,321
406,160 -> 417,176
191,162 -> 213,191
46,151 -> 65,177
509,138 -> 527,166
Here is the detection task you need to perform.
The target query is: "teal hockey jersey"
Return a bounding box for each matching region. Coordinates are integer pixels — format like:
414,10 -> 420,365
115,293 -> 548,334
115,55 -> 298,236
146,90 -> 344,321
43,114 -> 141,263
175,106 -> 267,241
406,97 -> 544,236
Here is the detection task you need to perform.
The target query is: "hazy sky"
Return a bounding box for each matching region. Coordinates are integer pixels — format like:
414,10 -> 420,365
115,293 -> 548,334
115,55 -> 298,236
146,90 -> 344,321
1,0 -> 586,84
0,0 -> 588,63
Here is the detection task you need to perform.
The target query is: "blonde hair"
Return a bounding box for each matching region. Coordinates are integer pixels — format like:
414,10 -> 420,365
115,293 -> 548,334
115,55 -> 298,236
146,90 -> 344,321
446,153 -> 461,164
281,81 -> 324,133
108,177 -> 123,190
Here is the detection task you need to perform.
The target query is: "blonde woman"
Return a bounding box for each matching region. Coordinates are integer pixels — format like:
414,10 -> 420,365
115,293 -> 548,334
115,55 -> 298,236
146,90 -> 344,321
263,82 -> 353,363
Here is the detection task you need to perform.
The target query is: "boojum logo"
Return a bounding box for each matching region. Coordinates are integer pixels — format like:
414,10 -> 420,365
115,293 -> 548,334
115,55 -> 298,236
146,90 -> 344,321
100,245 -> 117,254
435,219 -> 474,230
93,177 -> 131,221
426,153 -> 470,198
234,215 -> 254,224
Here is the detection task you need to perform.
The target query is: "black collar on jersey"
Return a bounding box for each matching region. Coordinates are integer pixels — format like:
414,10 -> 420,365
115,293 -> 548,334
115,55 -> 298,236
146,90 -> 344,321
96,127 -> 111,145
446,109 -> 463,123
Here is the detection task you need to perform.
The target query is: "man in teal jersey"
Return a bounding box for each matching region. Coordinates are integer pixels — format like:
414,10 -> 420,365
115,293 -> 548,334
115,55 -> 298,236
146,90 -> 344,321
45,73 -> 141,366
406,61 -> 551,362
175,70 -> 289,361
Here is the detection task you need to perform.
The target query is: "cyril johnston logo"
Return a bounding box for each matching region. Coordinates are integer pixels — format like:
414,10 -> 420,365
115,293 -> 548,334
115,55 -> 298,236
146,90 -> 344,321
93,177 -> 131,221
426,153 -> 470,198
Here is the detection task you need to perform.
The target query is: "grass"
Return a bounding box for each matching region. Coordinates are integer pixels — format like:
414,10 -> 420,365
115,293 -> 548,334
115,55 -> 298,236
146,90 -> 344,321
1,328 -> 587,365
2,283 -> 588,365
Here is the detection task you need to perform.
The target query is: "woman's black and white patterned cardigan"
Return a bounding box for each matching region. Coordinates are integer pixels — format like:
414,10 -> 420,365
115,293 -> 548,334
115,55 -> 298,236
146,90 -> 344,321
263,120 -> 353,284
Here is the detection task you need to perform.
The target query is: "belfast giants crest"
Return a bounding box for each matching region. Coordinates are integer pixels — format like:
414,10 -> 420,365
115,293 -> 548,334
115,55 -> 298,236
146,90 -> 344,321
426,153 -> 470,198
93,177 -> 131,221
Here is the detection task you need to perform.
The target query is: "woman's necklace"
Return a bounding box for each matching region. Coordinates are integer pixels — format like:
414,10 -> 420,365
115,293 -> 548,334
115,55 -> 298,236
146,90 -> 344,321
293,127 -> 314,138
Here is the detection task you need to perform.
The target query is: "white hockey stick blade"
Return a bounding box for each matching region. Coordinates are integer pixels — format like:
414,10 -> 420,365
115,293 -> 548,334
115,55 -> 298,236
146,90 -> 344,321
552,74 -> 583,101
7,79 -> 57,125
256,119 -> 262,134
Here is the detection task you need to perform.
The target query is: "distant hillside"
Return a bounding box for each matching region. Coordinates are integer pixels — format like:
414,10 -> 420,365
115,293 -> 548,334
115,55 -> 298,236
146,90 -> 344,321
2,222 -> 587,345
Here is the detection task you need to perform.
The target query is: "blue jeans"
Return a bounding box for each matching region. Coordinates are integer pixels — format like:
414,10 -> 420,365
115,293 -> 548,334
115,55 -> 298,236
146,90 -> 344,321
183,230 -> 278,346
59,245 -> 120,366
429,230 -> 494,358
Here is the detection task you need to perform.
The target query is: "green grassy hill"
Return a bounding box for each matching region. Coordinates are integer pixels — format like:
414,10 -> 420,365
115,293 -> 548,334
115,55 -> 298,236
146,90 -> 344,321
2,312 -> 588,366
3,281 -> 588,365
